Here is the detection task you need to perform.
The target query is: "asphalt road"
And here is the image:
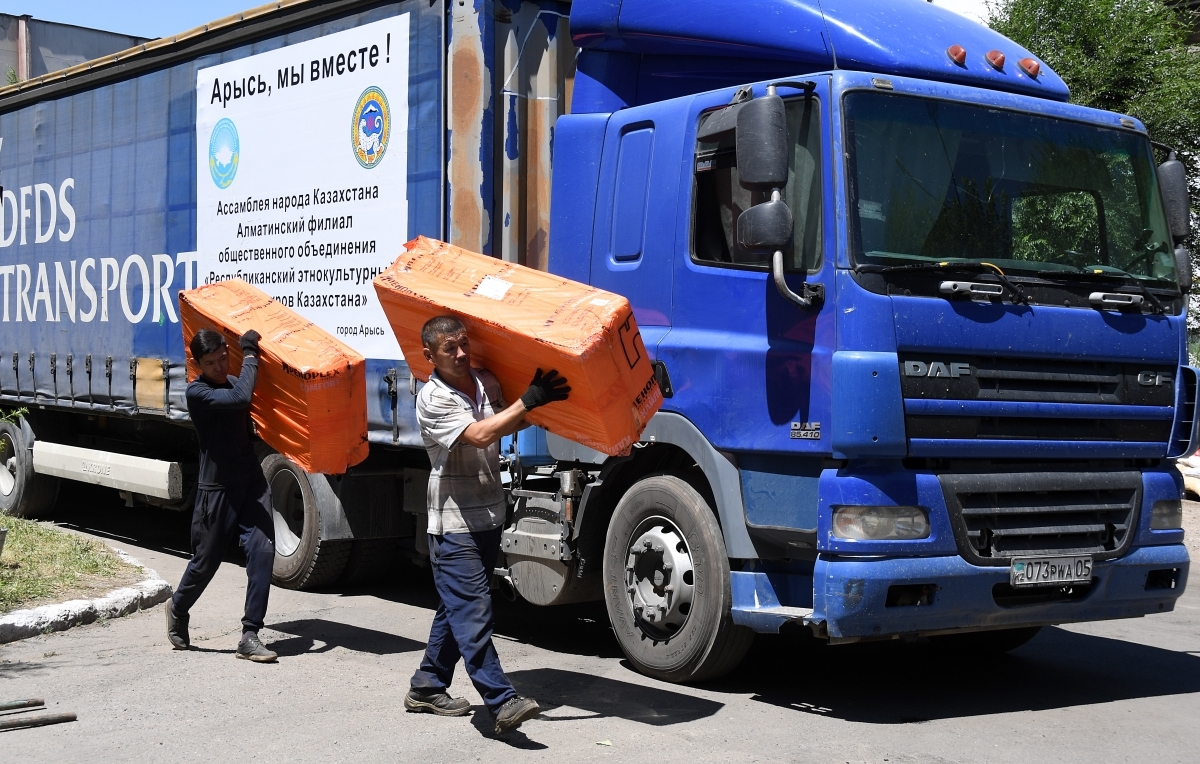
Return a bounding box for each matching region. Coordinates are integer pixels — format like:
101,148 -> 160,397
2,486 -> 1199,763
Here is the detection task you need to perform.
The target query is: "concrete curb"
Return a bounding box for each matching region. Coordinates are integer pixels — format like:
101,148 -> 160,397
0,549 -> 173,644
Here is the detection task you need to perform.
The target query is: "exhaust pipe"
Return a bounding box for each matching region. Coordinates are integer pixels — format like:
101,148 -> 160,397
493,567 -> 518,602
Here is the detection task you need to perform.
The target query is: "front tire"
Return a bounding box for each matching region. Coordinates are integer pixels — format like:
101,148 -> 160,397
263,453 -> 350,589
0,420 -> 60,518
603,474 -> 753,683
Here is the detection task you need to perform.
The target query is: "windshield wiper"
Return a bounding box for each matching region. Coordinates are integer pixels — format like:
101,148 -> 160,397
1035,267 -> 1170,314
857,260 -> 1028,304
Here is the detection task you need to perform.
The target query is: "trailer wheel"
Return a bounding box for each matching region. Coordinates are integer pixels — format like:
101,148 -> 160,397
930,626 -> 1042,654
263,454 -> 350,589
0,420 -> 60,518
603,474 -> 753,683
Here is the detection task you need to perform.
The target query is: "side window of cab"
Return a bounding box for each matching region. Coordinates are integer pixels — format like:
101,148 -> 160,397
690,98 -> 823,272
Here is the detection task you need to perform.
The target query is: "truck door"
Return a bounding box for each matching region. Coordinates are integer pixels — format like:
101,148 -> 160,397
658,79 -> 835,522
587,105 -> 680,350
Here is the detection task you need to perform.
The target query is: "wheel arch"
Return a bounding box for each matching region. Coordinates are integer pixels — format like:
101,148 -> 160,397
550,411 -> 756,559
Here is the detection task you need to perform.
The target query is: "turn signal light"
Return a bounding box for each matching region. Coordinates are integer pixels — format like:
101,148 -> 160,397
1018,57 -> 1041,77
985,49 -> 1005,70
946,44 -> 967,66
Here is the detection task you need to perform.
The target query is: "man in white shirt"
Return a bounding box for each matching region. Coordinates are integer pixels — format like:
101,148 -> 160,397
405,315 -> 569,735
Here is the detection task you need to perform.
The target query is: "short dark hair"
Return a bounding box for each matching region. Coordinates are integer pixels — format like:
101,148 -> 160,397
421,315 -> 466,349
190,328 -> 227,361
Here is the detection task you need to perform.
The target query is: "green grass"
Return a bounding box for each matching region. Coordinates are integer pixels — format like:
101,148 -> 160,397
0,516 -> 135,613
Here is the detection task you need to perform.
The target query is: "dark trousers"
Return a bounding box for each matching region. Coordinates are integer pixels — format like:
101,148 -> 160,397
172,481 -> 275,633
410,527 -> 517,714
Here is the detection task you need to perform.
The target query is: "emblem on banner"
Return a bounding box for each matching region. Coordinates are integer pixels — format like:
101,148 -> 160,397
208,118 -> 240,189
352,86 -> 390,168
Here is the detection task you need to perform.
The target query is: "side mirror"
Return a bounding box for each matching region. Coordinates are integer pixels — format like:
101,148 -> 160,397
737,199 -> 793,253
735,94 -> 789,189
1176,246 -> 1193,292
1158,152 -> 1191,242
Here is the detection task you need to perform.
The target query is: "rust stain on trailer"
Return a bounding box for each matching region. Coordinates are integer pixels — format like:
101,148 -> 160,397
524,99 -> 550,271
497,9 -> 574,270
448,7 -> 490,253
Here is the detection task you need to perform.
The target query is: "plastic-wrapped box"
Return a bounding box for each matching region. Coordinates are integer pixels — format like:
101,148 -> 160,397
179,279 -> 369,474
374,237 -> 663,456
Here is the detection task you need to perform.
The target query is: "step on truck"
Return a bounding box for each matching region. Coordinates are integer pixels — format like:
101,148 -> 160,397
0,0 -> 1192,682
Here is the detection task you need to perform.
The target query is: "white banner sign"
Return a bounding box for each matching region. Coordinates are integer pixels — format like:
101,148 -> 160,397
196,14 -> 410,359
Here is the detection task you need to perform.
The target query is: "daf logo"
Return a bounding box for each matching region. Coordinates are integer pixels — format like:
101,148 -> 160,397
1137,372 -> 1172,387
904,361 -> 971,378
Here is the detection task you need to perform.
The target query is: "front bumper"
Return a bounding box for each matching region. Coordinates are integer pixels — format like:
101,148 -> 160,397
731,545 -> 1189,640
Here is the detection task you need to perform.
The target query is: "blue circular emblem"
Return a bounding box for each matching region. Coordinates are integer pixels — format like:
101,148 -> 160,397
352,87 -> 390,169
208,118 -> 240,189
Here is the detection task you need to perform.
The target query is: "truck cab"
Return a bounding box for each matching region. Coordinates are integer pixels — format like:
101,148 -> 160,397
497,0 -> 1194,681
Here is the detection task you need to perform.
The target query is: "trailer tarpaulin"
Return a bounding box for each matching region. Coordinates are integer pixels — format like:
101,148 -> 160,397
180,279 -> 369,474
374,237 -> 663,456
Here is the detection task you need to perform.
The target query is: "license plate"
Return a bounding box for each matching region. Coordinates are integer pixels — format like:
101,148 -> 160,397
1009,556 -> 1093,587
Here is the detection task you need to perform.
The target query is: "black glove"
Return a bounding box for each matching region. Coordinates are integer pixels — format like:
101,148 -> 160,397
520,368 -> 570,411
239,330 -> 262,356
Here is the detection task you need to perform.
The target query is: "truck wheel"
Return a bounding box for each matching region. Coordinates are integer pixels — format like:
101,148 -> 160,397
0,420 -> 60,518
263,453 -> 351,589
603,474 -> 753,683
930,626 -> 1042,654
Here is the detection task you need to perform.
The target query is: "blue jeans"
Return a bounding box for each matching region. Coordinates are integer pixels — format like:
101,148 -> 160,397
410,527 -> 516,714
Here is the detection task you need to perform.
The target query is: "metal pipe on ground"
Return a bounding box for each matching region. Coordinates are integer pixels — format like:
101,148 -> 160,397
0,712 -> 78,731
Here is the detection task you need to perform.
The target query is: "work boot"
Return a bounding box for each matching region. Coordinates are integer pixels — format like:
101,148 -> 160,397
235,632 -> 278,663
403,689 -> 471,717
493,696 -> 540,735
165,602 -> 189,650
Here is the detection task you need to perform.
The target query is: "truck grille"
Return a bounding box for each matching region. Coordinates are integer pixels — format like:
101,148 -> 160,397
900,355 -> 1175,447
939,471 -> 1140,566
906,416 -> 1171,442
899,355 -> 1174,406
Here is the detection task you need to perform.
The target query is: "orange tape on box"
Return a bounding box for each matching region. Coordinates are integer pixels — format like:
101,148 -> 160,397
179,279 -> 369,475
374,237 -> 663,456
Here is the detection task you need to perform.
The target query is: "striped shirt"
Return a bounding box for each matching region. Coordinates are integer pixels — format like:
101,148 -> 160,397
416,368 -> 507,535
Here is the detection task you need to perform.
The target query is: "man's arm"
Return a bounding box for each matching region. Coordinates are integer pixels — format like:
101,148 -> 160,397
458,368 -> 570,449
189,355 -> 259,411
458,399 -> 528,449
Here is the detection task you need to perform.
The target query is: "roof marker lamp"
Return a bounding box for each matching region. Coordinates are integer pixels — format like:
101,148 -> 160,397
832,506 -> 930,541
985,49 -> 1006,70
946,44 -> 967,66
1150,499 -> 1183,530
1018,57 -> 1041,78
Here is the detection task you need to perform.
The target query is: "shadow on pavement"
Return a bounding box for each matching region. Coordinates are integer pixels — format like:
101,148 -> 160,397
367,579 -> 624,661
507,667 -> 724,726
266,618 -> 425,656
492,599 -> 625,661
0,661 -> 49,679
708,626 -> 1200,724
47,481 -> 194,560
467,709 -> 549,748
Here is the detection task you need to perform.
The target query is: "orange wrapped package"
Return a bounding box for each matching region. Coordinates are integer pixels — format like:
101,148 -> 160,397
374,236 -> 663,456
179,279 -> 369,474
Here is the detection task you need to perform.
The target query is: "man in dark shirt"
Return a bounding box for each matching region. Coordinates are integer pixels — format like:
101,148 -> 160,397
166,328 -> 278,662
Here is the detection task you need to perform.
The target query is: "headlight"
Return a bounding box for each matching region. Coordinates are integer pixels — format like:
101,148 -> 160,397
1150,499 -> 1183,530
832,506 -> 930,540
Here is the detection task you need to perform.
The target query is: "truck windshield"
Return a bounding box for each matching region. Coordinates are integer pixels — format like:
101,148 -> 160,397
844,91 -> 1176,284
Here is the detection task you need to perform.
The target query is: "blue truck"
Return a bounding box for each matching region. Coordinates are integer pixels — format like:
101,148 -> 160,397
0,0 -> 1191,683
